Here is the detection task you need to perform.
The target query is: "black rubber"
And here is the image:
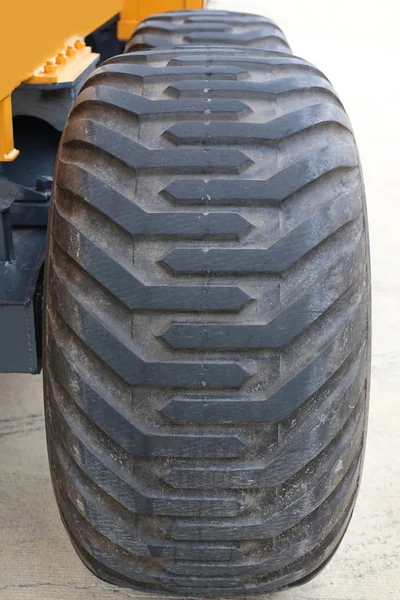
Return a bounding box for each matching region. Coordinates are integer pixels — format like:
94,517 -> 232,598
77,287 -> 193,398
43,45 -> 371,596
125,10 -> 291,54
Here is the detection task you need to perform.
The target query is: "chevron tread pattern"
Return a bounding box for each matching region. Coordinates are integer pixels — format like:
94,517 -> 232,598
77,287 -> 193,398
44,45 -> 370,596
125,10 -> 291,54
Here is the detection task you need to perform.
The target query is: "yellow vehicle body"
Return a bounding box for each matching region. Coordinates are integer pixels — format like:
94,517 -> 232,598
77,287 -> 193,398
0,0 -> 204,160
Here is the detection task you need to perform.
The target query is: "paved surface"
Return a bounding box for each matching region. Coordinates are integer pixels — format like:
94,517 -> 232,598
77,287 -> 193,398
1,1 -> 399,598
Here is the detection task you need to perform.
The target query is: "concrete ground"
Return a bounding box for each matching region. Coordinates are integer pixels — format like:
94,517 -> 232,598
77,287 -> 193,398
1,0 -> 399,598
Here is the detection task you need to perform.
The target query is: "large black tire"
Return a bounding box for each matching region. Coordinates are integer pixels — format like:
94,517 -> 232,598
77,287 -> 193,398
44,45 -> 370,596
125,10 -> 291,54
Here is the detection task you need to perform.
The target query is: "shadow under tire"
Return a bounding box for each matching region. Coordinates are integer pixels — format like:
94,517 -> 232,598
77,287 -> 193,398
43,45 -> 371,596
125,10 -> 291,53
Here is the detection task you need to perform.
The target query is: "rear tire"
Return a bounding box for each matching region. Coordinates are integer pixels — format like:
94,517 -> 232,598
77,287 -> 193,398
44,45 -> 370,596
125,10 -> 291,53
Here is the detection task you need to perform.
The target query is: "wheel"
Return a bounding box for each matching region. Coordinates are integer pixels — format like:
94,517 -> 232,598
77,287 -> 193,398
43,45 -> 370,596
125,10 -> 291,54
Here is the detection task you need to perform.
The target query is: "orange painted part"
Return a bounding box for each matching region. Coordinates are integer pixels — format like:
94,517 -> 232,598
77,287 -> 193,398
0,1 -> 121,103
117,0 -> 206,40
0,96 -> 19,162
0,0 -> 206,161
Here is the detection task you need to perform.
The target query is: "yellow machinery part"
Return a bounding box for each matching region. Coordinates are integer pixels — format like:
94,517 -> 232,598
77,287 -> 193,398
0,0 -> 206,100
0,0 -> 121,161
0,96 -> 19,162
0,1 -> 121,102
0,0 -> 205,161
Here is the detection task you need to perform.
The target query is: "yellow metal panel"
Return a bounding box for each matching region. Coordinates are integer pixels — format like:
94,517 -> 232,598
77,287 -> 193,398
0,0 -> 121,102
118,0 -> 205,40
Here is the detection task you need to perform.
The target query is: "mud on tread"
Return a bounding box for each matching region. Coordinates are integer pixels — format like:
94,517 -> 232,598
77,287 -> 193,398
44,45 -> 371,596
125,10 -> 291,54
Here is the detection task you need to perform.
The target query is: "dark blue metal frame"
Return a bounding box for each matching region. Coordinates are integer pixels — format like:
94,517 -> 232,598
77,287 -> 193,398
0,160 -> 53,374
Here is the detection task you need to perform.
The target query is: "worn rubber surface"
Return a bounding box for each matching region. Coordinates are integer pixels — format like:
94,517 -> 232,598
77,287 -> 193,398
43,46 -> 371,596
125,10 -> 291,53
